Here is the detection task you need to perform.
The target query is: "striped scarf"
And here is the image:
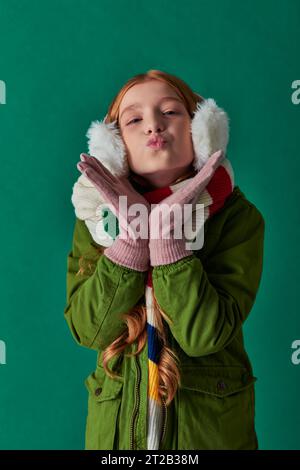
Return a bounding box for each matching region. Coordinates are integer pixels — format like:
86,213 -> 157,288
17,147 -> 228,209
138,158 -> 235,450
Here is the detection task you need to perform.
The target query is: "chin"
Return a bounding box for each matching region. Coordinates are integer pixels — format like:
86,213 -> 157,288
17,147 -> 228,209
140,163 -> 171,175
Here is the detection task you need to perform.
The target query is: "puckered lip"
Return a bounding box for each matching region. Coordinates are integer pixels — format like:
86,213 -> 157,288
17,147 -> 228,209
147,136 -> 167,146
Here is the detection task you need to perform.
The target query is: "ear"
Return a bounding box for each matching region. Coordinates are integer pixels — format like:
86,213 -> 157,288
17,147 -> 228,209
86,115 -> 129,177
191,98 -> 230,171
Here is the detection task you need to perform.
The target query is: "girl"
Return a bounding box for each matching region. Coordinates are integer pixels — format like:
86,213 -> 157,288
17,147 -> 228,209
64,69 -> 265,451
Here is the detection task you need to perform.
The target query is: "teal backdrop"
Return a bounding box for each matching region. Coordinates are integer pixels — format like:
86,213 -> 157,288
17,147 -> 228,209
0,0 -> 299,450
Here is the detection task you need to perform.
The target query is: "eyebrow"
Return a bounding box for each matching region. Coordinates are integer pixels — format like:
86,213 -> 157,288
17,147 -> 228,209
119,96 -> 183,120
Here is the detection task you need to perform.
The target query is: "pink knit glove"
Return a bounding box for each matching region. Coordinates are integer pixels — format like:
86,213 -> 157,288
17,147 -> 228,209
149,150 -> 225,266
77,153 -> 151,272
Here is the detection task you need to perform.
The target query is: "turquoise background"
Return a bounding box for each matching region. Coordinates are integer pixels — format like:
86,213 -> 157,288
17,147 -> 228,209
0,0 -> 299,450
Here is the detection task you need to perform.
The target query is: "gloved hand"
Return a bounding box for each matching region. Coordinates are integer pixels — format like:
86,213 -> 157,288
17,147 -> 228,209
77,153 -> 151,272
148,150 -> 225,266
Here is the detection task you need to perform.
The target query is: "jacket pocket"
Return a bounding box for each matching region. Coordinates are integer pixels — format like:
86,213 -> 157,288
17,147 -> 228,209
178,365 -> 258,450
84,368 -> 124,450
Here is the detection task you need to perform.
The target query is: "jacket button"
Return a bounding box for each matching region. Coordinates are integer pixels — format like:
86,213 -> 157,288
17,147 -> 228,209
217,380 -> 227,391
95,387 -> 102,396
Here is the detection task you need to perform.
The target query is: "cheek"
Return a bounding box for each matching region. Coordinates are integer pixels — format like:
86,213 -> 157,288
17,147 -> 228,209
120,129 -> 138,149
124,143 -> 143,170
174,117 -> 190,136
174,122 -> 194,160
175,123 -> 192,147
119,132 -> 133,154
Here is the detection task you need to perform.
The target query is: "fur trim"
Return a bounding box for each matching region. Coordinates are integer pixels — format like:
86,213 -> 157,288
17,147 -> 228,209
191,98 -> 229,171
86,118 -> 129,177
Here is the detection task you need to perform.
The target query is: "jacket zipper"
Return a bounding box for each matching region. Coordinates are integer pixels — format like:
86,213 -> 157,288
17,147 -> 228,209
159,395 -> 167,448
129,347 -> 168,450
130,352 -> 141,450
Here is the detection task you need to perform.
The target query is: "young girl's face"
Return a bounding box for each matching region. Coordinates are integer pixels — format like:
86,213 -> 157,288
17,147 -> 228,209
118,80 -> 195,187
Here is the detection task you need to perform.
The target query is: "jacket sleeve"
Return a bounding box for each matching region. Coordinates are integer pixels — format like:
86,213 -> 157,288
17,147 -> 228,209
63,217 -> 147,351
151,201 -> 265,357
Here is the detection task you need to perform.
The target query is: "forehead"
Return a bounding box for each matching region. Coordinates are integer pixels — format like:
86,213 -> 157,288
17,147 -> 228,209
119,81 -> 183,118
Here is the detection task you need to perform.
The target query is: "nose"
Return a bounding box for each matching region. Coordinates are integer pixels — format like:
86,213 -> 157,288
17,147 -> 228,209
143,111 -> 166,135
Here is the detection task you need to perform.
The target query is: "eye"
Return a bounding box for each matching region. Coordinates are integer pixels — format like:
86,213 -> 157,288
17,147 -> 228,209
126,111 -> 178,126
127,118 -> 141,125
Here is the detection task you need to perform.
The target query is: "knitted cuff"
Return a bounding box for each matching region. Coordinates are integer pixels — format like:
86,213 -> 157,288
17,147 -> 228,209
104,236 -> 150,272
149,237 -> 193,266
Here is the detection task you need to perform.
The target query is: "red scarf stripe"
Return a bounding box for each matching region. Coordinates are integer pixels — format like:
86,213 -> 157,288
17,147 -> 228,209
147,268 -> 153,287
143,186 -> 173,204
206,164 -> 233,217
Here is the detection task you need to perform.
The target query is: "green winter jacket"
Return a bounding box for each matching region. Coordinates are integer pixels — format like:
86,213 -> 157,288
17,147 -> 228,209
63,185 -> 265,451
